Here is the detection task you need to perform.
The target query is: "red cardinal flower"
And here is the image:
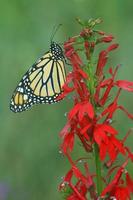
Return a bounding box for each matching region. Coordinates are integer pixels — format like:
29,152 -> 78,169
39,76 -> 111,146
96,44 -> 119,78
101,160 -> 133,199
93,123 -> 125,161
68,101 -> 94,121
115,80 -> 133,92
101,35 -> 114,43
59,159 -> 96,200
58,19 -> 133,199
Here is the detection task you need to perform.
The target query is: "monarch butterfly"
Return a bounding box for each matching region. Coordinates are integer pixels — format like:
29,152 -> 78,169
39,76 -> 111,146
10,42 -> 66,113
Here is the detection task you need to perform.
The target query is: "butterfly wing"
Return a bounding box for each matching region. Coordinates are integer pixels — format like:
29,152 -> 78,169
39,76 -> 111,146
10,52 -> 66,113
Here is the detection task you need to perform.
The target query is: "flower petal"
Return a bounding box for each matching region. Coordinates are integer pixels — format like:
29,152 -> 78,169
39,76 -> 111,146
115,80 -> 133,92
68,103 -> 81,120
102,124 -> 118,135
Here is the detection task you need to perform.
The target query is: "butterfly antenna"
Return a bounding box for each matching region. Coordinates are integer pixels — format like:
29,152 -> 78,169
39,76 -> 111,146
50,24 -> 62,43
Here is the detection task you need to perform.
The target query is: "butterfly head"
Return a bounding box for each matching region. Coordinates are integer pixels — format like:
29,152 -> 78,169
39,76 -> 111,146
50,42 -> 64,61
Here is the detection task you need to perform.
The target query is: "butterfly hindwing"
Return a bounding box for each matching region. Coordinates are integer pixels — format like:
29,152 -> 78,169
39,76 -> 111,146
10,43 -> 66,113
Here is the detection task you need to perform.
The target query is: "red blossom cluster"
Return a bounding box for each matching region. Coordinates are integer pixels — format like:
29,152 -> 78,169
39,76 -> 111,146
58,19 -> 133,200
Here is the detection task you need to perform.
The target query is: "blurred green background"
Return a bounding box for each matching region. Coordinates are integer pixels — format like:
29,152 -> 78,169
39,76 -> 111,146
0,0 -> 133,199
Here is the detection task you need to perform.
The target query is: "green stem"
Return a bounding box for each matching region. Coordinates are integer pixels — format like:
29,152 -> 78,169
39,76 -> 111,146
86,65 -> 103,195
83,35 -> 103,197
94,143 -> 103,195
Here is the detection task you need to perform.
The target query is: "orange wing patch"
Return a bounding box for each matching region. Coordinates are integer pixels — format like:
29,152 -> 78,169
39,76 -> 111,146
13,92 -> 28,106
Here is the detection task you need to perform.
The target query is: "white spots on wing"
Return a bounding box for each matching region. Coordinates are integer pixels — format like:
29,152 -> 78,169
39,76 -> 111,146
17,87 -> 24,93
24,94 -> 28,100
11,101 -> 14,105
18,82 -> 22,86
22,75 -> 27,80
